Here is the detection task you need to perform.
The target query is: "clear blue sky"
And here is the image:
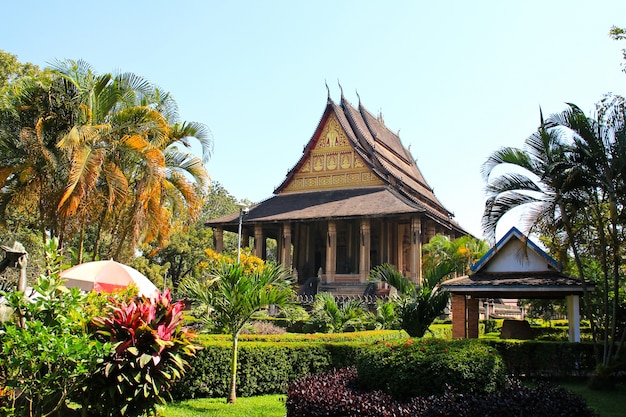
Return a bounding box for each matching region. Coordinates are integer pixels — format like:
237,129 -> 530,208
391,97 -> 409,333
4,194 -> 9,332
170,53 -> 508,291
2,1 -> 625,239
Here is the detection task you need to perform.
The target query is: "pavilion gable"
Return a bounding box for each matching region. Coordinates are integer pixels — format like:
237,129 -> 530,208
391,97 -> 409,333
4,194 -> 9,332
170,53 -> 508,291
471,227 -> 562,274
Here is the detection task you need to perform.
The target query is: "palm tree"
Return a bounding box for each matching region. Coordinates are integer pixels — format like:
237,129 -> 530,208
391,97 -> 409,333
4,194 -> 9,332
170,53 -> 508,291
482,99 -> 626,377
0,72 -> 72,241
181,261 -> 293,403
369,263 -> 450,337
422,234 -> 488,276
481,110 -> 579,244
50,60 -> 212,261
310,292 -> 369,332
548,99 -> 626,372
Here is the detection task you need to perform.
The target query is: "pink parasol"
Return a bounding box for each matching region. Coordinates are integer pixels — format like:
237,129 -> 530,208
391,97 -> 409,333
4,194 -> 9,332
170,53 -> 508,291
60,260 -> 159,298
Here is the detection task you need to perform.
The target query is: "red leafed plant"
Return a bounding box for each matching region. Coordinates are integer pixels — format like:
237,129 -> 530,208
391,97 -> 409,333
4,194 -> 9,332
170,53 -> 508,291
82,290 -> 200,417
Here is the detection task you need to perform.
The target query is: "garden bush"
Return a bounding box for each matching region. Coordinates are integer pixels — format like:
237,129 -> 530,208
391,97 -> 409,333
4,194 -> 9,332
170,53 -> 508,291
487,340 -> 596,378
170,332 -> 405,399
356,338 -> 506,399
286,367 -> 599,417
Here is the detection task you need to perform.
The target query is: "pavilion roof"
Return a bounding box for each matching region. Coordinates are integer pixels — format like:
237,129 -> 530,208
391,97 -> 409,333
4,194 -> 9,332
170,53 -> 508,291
206,186 -> 466,234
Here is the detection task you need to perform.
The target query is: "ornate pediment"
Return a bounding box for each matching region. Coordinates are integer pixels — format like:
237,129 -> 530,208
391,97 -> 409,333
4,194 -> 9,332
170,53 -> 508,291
282,113 -> 383,193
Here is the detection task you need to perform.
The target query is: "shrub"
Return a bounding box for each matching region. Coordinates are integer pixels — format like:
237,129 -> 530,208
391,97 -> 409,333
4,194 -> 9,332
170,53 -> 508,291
286,367 -> 599,417
356,338 -> 506,399
0,241 -> 107,417
488,340 -> 596,378
83,290 -> 200,417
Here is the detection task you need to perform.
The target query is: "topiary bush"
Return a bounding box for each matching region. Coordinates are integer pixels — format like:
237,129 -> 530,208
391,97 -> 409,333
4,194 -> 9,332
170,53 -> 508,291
286,367 -> 599,417
356,338 -> 507,399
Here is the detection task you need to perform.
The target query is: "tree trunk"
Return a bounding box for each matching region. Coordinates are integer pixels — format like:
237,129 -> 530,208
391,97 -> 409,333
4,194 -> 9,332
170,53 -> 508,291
228,333 -> 239,404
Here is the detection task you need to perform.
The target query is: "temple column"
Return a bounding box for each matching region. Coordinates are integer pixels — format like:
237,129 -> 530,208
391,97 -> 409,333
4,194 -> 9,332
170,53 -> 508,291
325,221 -> 336,283
451,294 -> 479,338
425,221 -> 436,242
281,223 -> 292,270
242,229 -> 250,251
451,294 -> 466,338
254,225 -> 264,260
214,228 -> 224,253
566,295 -> 581,342
410,217 -> 422,284
359,219 -> 371,283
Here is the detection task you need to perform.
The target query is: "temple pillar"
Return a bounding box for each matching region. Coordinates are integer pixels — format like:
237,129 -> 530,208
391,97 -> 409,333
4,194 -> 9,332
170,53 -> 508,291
325,221 -> 336,283
451,294 -> 479,338
566,295 -> 581,342
451,294 -> 467,338
281,223 -> 292,270
467,297 -> 479,338
214,228 -> 224,253
410,217 -> 422,284
425,221 -> 436,242
254,225 -> 264,259
359,219 -> 371,282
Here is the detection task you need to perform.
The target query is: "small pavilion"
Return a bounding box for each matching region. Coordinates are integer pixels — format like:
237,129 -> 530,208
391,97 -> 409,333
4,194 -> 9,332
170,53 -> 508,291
207,92 -> 468,293
442,227 -> 591,342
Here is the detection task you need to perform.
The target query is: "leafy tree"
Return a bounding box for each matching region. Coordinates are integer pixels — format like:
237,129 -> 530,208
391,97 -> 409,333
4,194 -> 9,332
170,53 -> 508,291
181,260 -> 293,403
0,49 -> 39,91
369,263 -> 450,337
610,25 -> 626,72
422,234 -> 488,276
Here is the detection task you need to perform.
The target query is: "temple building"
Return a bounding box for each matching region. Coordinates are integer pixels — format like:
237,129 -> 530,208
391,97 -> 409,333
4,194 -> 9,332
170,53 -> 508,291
206,92 -> 468,294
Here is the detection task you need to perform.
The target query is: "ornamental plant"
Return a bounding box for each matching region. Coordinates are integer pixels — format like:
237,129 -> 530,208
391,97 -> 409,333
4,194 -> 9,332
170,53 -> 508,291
83,290 -> 200,417
0,275 -> 106,417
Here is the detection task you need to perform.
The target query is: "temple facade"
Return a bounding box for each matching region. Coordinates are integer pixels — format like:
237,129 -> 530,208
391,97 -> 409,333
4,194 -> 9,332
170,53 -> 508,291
207,93 -> 468,293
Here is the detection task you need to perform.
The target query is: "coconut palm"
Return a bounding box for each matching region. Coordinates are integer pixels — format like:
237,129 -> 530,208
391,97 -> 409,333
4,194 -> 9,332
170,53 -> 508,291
181,261 -> 293,403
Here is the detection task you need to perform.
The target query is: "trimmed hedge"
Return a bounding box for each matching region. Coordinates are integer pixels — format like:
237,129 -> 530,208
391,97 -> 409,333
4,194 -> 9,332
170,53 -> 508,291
486,340 -> 596,378
170,340 -> 370,399
356,339 -> 506,399
171,332 -> 598,400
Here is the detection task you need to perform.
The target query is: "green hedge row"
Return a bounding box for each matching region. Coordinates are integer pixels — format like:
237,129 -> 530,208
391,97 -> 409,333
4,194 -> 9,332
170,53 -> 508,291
486,340 -> 597,378
172,337 -> 597,400
356,339 -> 507,399
170,341 -> 370,399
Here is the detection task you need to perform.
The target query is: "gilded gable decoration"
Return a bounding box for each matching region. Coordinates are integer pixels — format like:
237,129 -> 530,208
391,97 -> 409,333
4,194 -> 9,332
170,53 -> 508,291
282,114 -> 383,193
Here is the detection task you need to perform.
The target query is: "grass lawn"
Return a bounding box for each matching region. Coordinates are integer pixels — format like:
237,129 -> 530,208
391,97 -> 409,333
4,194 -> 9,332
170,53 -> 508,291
162,395 -> 286,417
558,381 -> 626,417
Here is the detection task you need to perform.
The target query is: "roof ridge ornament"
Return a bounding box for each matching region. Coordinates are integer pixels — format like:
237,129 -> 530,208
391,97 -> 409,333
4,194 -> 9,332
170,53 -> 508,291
337,79 -> 344,102
325,80 -> 331,103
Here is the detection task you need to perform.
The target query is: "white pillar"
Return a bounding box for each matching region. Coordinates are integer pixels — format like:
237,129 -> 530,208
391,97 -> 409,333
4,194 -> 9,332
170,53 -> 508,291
566,295 -> 581,342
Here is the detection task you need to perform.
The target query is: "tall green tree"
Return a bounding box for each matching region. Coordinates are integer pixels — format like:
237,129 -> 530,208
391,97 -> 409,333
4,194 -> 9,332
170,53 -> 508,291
181,260 -> 293,403
482,100 -> 626,379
